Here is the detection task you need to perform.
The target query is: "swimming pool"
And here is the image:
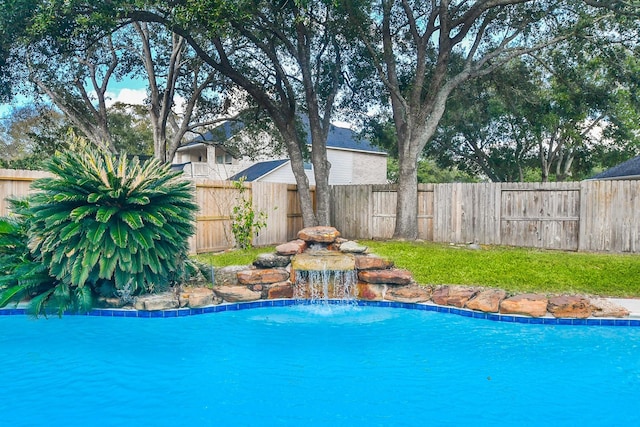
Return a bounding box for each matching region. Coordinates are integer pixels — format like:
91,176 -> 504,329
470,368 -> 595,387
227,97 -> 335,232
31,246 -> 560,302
1,304 -> 639,426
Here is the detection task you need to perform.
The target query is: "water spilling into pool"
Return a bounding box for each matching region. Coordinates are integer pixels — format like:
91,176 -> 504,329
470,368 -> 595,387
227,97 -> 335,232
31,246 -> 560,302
293,269 -> 358,303
1,306 -> 640,426
291,249 -> 358,303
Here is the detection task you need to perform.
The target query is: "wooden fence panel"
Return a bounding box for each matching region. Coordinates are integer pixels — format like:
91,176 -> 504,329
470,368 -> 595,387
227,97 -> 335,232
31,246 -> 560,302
286,185 -> 302,240
192,180 -> 238,253
330,185 -> 372,239
579,180 -> 640,252
432,183 -> 500,244
417,184 -> 435,241
252,182 -> 289,246
333,184 -> 433,241
0,169 -> 51,215
500,182 -> 580,250
371,184 -> 395,239
286,185 -> 316,240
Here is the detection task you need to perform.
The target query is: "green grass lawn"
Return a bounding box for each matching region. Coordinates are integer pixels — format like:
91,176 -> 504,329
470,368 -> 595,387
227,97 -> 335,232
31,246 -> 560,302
193,241 -> 640,298
194,246 -> 276,269
364,240 -> 640,298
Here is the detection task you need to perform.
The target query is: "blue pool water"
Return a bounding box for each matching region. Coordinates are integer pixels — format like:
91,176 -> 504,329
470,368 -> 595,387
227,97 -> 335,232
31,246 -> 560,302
1,305 -> 640,426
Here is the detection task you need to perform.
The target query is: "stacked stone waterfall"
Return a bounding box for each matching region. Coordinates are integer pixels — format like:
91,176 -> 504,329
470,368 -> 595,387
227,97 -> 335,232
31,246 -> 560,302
212,226 -> 426,305
291,228 -> 362,303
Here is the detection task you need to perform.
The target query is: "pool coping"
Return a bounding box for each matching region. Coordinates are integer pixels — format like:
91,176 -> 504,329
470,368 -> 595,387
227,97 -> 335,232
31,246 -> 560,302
2,299 -> 640,326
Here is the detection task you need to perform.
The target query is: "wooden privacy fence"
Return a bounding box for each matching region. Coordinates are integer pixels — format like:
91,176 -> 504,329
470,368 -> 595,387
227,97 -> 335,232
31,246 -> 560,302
2,168 -> 639,253
331,181 -> 640,253
191,180 -> 311,253
0,169 -> 51,214
0,170 -> 308,254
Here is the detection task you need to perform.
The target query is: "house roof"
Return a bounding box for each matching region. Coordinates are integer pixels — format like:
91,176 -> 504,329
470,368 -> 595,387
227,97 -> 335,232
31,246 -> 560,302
191,121 -> 245,144
589,155 -> 640,180
319,124 -> 385,154
228,159 -> 289,182
180,118 -> 385,154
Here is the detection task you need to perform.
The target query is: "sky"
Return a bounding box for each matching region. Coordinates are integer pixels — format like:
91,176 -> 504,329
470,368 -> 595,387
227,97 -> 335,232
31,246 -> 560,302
0,78 -> 354,129
0,78 -> 148,122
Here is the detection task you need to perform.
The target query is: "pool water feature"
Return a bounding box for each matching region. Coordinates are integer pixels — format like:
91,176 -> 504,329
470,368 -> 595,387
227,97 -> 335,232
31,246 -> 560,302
1,305 -> 639,426
291,250 -> 358,303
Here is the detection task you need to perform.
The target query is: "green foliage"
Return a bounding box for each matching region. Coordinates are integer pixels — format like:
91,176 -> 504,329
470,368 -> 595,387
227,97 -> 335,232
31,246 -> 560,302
230,178 -> 267,250
0,198 -> 68,316
10,138 -> 198,314
107,103 -> 154,156
386,157 -> 476,183
0,104 -> 72,169
431,45 -> 640,182
365,240 -> 640,298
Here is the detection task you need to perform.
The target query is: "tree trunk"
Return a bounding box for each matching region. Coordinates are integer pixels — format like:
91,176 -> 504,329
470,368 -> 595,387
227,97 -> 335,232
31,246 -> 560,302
311,140 -> 331,226
539,140 -> 550,182
393,149 -> 419,240
278,124 -> 318,228
290,152 -> 317,228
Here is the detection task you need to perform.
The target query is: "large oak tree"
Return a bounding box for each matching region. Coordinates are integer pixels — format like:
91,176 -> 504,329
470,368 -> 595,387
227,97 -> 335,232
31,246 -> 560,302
1,0 -> 354,226
0,3 -> 232,163
344,0 -> 637,239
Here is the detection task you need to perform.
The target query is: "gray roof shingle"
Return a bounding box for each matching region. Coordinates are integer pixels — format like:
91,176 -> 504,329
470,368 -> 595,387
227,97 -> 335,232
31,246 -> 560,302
185,118 -> 384,154
590,156 -> 640,180
228,159 -> 289,182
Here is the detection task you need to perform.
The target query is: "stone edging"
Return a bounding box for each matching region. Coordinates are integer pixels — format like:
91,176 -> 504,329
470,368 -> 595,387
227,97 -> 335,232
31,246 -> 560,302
1,299 -> 639,326
126,226 -> 632,320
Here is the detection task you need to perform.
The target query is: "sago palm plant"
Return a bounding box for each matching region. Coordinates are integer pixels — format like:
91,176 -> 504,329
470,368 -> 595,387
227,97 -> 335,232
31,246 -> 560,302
0,198 -> 67,315
8,142 -> 198,314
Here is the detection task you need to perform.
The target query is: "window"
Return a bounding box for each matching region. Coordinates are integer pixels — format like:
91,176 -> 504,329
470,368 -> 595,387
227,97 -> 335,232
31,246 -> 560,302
225,154 -> 233,165
303,162 -> 312,170
216,155 -> 224,164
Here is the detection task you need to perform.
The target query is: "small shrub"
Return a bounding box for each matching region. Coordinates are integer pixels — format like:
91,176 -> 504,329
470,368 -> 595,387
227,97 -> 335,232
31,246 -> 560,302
5,141 -> 198,315
230,178 -> 267,249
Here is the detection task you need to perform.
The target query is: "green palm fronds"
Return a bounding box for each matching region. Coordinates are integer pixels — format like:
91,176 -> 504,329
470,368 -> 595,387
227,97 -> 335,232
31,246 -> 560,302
0,199 -> 63,315
30,144 -> 198,294
0,141 -> 198,316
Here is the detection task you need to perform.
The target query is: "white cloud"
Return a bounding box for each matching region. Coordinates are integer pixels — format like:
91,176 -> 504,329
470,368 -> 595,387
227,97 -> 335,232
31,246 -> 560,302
105,89 -> 190,116
106,88 -> 148,106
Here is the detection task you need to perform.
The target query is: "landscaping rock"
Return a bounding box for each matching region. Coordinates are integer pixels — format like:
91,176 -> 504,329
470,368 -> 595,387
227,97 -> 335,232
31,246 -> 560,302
292,252 -> 355,272
275,239 -> 307,255
431,285 -> 479,308
267,281 -> 294,299
357,282 -> 386,301
97,297 -> 125,308
385,284 -> 432,303
547,295 -> 594,319
213,286 -> 262,302
214,265 -> 251,287
358,269 -> 413,285
327,237 -> 348,251
355,254 -> 393,270
253,253 -> 291,268
237,268 -> 289,285
339,241 -> 368,253
590,298 -> 630,318
465,289 -> 507,313
134,293 -> 179,311
297,226 -> 340,243
185,260 -> 211,286
179,287 -> 219,308
499,293 -> 548,317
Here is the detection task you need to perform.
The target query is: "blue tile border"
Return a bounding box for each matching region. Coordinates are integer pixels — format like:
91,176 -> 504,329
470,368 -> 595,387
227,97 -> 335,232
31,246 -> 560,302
1,299 -> 639,327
